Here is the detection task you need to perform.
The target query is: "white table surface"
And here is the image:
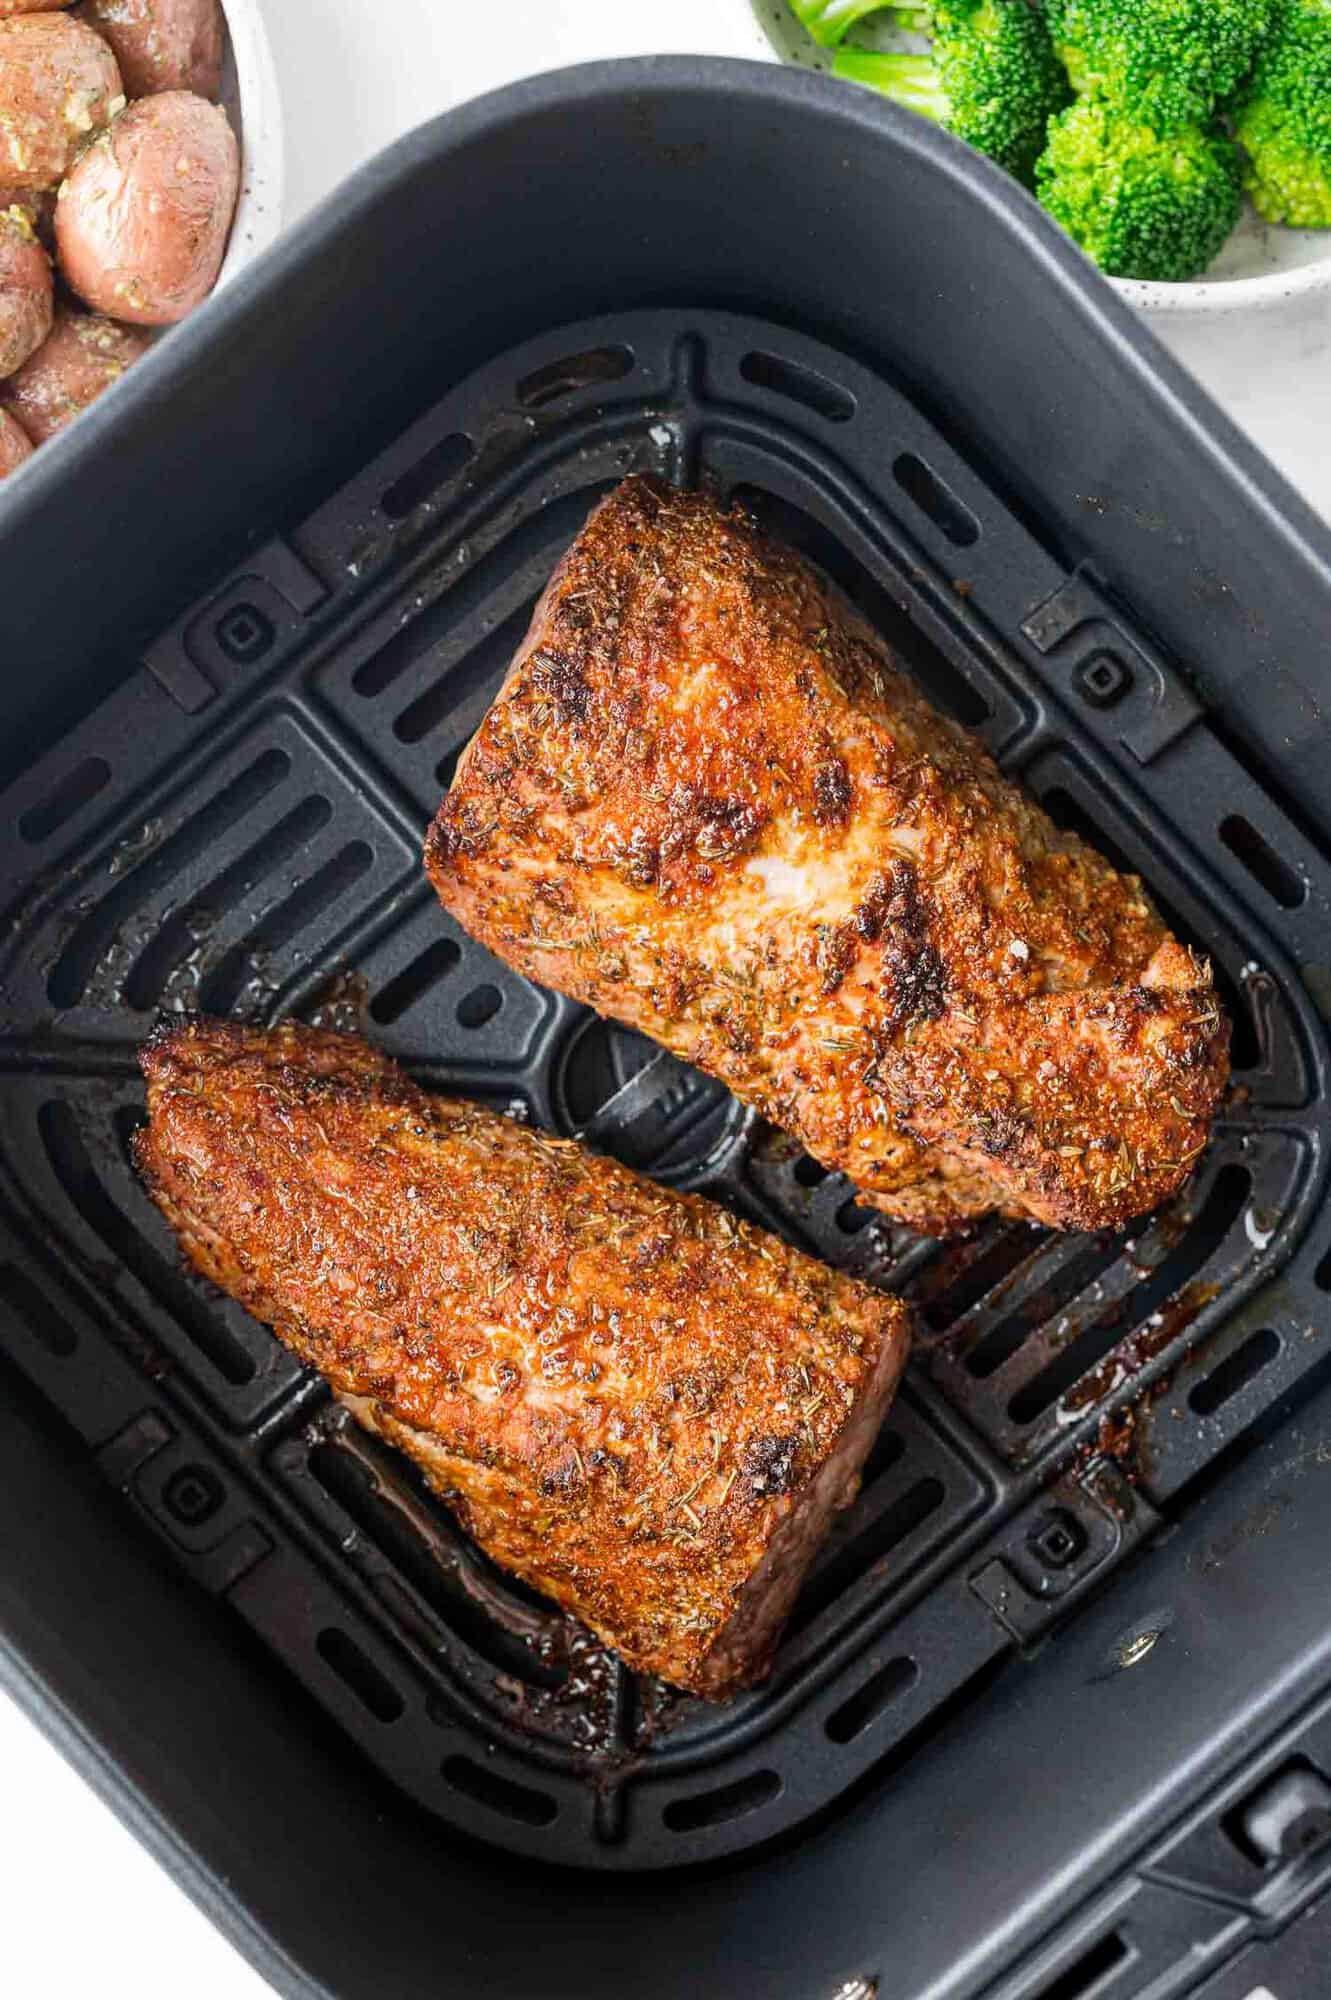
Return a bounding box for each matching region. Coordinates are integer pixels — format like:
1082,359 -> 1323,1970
4,5 -> 1330,1997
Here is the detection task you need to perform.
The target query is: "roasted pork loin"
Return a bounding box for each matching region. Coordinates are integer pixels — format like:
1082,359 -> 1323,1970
426,476 -> 1229,1234
136,1017 -> 911,1695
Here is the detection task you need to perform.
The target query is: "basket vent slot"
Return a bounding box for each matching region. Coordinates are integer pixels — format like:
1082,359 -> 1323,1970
308,1438 -> 564,1689
392,598 -> 531,745
382,432 -> 473,521
791,1475 -> 946,1634
19,755 -> 110,845
861,1426 -> 906,1486
457,984 -> 503,1030
369,938 -> 462,1025
1209,706 -> 1331,873
919,1225 -> 1039,1333
826,1656 -> 919,1744
1189,1327 -> 1280,1416
663,1769 -> 781,1832
1007,1164 -> 1250,1424
443,1756 -> 557,1825
47,749 -> 291,1009
516,345 -> 633,409
199,841 -> 375,1016
739,349 -> 855,423
965,1235 -> 1124,1380
316,1627 -> 404,1723
352,488 -> 606,704
123,795 -> 333,1011
1033,1932 -> 1130,2000
0,1264 -> 76,1358
1220,813 -> 1306,910
893,453 -> 979,548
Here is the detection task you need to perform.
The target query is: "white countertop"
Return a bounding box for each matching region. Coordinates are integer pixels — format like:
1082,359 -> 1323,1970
4,6 -> 1330,1998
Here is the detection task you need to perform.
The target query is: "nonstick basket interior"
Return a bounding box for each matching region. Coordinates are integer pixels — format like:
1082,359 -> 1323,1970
0,308 -> 1327,1871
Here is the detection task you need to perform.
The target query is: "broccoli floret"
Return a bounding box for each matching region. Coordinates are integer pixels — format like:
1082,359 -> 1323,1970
1037,97 -> 1242,279
1044,0 -> 1277,131
1233,0 -> 1331,225
786,0 -> 899,46
833,0 -> 1071,185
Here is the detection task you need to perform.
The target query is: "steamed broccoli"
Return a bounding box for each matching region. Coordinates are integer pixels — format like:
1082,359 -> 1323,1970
833,0 -> 1071,184
787,0 -> 899,46
1233,0 -> 1331,226
1036,97 -> 1242,279
1044,0 -> 1278,132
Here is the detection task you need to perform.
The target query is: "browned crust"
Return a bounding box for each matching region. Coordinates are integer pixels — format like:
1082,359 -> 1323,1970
426,476 -> 1230,1234
136,1016 -> 911,1694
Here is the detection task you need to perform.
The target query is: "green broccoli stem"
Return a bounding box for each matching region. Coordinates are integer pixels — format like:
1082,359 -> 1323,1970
788,0 -> 908,46
832,47 -> 953,122
888,2 -> 936,30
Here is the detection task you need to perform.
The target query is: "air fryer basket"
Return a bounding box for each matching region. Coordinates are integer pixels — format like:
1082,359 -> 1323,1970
4,58 -> 1331,2000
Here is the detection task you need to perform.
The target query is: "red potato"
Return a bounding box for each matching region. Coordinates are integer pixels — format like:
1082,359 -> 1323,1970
0,402 -> 32,470
0,202 -> 50,372
74,0 -> 222,100
1,303 -> 146,438
0,12 -> 122,189
55,89 -> 237,323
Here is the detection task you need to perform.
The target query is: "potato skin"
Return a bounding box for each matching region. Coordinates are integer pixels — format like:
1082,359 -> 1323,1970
0,401 -> 31,470
0,13 -> 122,188
55,89 -> 236,323
0,4 -> 75,16
0,202 -> 49,372
1,302 -> 145,438
75,0 -> 221,99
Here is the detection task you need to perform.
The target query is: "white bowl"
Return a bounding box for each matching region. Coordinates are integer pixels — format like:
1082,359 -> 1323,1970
1113,204 -> 1331,316
216,0 -> 286,290
748,0 -> 1331,318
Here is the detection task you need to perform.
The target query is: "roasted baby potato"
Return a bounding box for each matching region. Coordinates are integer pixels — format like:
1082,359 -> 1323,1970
55,89 -> 237,323
0,12 -> 121,189
0,202 -> 50,373
0,402 -> 31,470
75,0 -> 222,99
1,303 -> 145,438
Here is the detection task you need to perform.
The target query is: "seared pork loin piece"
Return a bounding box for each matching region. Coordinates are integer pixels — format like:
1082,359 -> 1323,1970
426,476 -> 1229,1234
136,1016 -> 911,1696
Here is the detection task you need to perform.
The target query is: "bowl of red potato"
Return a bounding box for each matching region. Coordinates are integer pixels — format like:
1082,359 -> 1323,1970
0,0 -> 282,475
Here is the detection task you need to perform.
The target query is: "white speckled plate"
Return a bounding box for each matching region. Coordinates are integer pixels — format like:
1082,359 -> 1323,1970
216,0 -> 286,289
750,0 -> 1331,318
1116,200 -> 1331,316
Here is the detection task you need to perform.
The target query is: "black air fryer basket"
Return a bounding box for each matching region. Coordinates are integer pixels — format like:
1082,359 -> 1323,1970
4,58 -> 1331,2000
